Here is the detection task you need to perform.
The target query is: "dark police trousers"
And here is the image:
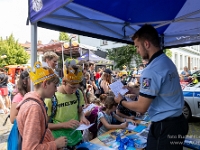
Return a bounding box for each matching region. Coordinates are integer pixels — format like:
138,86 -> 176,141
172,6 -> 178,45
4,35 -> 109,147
146,114 -> 188,150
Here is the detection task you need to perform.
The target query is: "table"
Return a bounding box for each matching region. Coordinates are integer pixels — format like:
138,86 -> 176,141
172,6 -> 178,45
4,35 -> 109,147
90,120 -> 149,150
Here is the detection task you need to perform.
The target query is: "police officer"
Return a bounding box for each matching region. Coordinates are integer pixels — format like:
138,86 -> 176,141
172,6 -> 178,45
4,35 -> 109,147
114,24 -> 188,150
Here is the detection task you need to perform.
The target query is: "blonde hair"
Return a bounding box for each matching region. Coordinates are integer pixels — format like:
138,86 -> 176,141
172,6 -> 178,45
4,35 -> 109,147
104,96 -> 118,109
91,98 -> 101,106
42,51 -> 59,62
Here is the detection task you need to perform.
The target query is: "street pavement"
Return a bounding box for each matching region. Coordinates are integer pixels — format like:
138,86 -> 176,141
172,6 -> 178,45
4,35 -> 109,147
0,114 -> 199,150
0,114 -> 12,150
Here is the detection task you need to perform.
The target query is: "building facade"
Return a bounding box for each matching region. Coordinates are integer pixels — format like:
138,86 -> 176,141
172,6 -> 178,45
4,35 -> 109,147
171,46 -> 200,73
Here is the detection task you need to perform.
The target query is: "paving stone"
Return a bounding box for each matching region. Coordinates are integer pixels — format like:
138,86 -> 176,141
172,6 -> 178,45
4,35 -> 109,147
0,114 -> 12,150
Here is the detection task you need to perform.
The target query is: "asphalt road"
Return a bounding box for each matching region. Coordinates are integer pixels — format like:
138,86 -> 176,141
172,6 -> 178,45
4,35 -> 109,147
183,117 -> 200,150
0,114 -> 200,150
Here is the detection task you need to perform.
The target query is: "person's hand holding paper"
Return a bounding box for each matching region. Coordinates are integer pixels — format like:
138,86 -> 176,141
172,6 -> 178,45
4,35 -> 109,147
109,80 -> 128,97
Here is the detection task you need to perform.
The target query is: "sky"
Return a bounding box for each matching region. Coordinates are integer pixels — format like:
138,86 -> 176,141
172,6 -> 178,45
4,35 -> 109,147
0,0 -> 59,44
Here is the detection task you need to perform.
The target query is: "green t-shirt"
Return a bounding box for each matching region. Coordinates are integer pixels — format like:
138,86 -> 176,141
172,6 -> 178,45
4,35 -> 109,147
45,89 -> 85,146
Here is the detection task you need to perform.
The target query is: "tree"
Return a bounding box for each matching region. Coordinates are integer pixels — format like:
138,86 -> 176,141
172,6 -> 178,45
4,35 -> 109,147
0,34 -> 30,68
163,49 -> 172,58
107,45 -> 142,69
59,32 -> 69,41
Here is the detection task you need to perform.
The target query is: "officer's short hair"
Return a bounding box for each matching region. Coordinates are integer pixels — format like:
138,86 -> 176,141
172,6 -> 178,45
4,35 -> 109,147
132,24 -> 160,48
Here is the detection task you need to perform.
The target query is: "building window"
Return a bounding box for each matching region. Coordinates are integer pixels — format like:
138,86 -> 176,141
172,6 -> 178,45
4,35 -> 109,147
180,55 -> 183,70
184,56 -> 187,67
100,40 -> 108,45
175,53 -> 178,67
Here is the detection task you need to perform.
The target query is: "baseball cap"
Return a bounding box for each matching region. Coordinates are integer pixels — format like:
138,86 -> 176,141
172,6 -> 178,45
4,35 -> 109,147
104,68 -> 112,74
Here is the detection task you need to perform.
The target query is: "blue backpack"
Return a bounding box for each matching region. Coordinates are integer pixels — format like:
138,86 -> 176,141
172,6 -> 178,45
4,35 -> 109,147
7,99 -> 47,150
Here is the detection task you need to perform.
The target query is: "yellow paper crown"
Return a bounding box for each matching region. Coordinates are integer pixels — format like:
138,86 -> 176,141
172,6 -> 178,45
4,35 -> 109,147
123,65 -> 127,69
63,59 -> 83,84
119,70 -> 127,77
27,61 -> 57,85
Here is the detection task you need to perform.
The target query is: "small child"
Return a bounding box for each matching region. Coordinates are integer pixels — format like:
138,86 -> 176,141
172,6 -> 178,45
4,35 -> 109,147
83,97 -> 102,141
97,96 -> 136,136
116,82 -> 140,119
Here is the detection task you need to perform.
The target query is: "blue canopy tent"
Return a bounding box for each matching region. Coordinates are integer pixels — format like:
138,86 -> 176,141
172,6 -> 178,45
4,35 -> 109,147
77,50 -> 112,64
28,0 -> 200,68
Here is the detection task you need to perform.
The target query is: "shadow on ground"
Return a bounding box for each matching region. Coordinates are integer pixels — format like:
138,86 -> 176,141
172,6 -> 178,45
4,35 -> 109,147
0,133 -> 9,144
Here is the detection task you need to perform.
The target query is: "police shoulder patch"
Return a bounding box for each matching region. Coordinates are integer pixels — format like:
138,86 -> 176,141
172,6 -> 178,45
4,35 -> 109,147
142,78 -> 151,89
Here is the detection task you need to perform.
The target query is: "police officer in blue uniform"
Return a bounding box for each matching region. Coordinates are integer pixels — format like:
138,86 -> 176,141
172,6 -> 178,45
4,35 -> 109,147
115,24 -> 188,150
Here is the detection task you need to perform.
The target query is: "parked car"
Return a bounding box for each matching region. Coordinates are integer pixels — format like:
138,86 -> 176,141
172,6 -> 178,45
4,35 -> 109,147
183,82 -> 200,120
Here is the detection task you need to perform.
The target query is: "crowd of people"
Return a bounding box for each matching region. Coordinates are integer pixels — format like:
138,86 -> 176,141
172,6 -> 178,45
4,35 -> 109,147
1,24 -> 189,150
179,66 -> 199,88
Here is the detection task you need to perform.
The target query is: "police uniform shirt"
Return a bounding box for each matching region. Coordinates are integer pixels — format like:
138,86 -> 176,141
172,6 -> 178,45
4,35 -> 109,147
140,50 -> 184,122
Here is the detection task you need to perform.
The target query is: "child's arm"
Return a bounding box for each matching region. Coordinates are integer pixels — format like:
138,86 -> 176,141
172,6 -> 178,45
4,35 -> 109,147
79,107 -> 90,125
113,113 -> 136,125
48,117 -> 80,130
116,109 -> 135,120
100,117 -> 128,130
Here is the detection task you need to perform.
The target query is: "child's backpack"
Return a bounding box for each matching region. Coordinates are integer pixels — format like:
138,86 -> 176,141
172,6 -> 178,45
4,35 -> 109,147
87,106 -> 100,138
49,90 -> 80,123
87,107 -> 109,139
7,99 -> 47,150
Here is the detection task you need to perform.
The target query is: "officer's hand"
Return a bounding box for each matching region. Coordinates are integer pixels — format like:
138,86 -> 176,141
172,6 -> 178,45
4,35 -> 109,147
62,120 -> 80,129
114,93 -> 123,104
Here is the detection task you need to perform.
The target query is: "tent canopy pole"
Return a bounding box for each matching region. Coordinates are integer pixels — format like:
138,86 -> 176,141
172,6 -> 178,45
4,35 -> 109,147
30,23 -> 37,91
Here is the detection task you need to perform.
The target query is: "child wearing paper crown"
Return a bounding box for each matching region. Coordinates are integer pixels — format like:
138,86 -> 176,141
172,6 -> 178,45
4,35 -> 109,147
16,62 -> 66,149
45,59 -> 90,150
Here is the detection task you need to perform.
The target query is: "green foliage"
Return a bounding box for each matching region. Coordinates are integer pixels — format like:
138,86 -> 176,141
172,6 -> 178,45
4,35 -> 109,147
107,45 -> 142,69
59,32 -> 69,41
163,49 -> 172,58
0,34 -> 30,68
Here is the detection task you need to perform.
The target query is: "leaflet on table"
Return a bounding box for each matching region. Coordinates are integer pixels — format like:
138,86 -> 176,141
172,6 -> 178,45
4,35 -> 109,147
109,80 -> 128,97
108,134 -> 146,150
126,123 -> 136,131
126,134 -> 147,149
133,124 -> 146,133
110,129 -> 130,137
83,103 -> 96,113
136,129 -> 149,139
76,142 -> 114,150
135,114 -> 150,122
98,134 -> 115,146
